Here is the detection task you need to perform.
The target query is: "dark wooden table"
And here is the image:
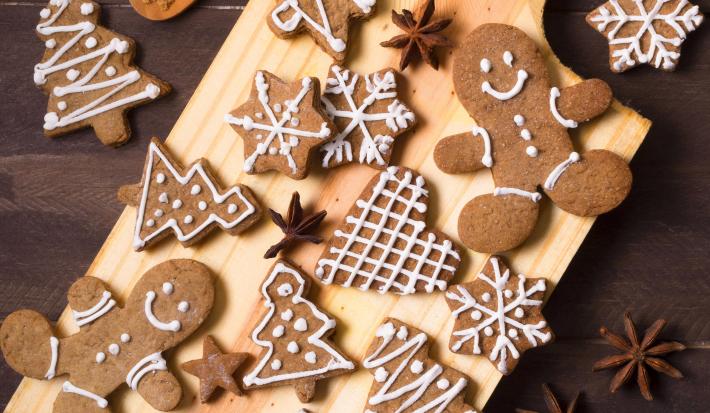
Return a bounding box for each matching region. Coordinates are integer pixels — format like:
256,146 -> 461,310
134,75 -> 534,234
1,0 -> 709,411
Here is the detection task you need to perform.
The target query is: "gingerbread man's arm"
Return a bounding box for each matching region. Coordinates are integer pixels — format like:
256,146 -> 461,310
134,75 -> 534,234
556,79 -> 613,123
434,130 -> 492,174
67,277 -> 119,330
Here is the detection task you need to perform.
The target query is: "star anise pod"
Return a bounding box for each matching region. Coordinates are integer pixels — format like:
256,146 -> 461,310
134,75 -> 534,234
592,311 -> 686,401
516,383 -> 581,413
380,0 -> 453,71
264,192 -> 327,259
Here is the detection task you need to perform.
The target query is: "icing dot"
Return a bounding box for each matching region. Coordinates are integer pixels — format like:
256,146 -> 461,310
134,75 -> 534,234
437,378 -> 450,390
227,204 -> 237,214
515,307 -> 525,318
105,66 -> 116,77
508,328 -> 518,338
146,219 -> 155,227
471,310 -> 482,320
305,351 -> 317,364
162,282 -> 174,295
484,326 -> 494,336
271,359 -> 282,370
116,40 -> 129,54
290,117 -> 300,127
57,101 -> 67,111
410,360 -> 424,374
96,352 -> 106,363
520,129 -> 532,140
273,103 -> 282,112
374,367 -> 388,382
272,325 -> 285,338
481,292 -> 491,302
80,2 -> 94,15
40,8 -> 51,18
66,69 -> 80,81
480,58 -> 492,73
85,36 -> 97,49
294,318 -> 308,332
154,209 -> 164,217
183,215 -> 193,224
289,136 -> 299,147
120,333 -> 131,343
526,146 -> 539,157
172,199 -> 182,209
514,114 -> 525,126
255,112 -> 263,119
156,173 -> 166,184
503,50 -> 514,67
45,39 -> 57,49
108,343 -> 120,356
504,289 -> 513,298
178,301 -> 189,312
190,184 -> 201,195
158,192 -> 169,203
281,309 -> 293,321
287,341 -> 300,354
198,201 -> 208,211
396,326 -> 409,341
537,280 -> 547,291
268,147 -> 278,155
277,283 -> 293,297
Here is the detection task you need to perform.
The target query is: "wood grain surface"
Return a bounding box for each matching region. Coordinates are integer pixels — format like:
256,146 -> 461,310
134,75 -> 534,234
0,0 -> 708,412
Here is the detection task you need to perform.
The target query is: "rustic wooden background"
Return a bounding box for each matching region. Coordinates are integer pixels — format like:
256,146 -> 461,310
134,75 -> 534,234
0,0 -> 708,411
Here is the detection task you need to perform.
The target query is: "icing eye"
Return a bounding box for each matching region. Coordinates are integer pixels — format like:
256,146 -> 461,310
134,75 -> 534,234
162,282 -> 173,295
277,283 -> 293,297
503,51 -> 514,67
480,58 -> 492,73
177,301 -> 189,313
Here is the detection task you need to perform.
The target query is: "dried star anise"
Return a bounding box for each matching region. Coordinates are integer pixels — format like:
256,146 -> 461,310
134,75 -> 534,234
264,192 -> 327,259
516,383 -> 581,413
380,0 -> 453,71
592,311 -> 686,401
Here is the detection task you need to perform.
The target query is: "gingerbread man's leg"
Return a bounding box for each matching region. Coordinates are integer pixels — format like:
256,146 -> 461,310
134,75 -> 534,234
544,149 -> 632,216
135,369 -> 183,411
53,382 -> 111,413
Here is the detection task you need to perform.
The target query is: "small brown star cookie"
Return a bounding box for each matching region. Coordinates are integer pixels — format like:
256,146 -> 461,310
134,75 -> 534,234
181,335 -> 249,402
225,71 -> 335,180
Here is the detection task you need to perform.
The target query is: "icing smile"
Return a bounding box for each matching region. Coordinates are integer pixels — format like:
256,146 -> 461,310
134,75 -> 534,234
144,291 -> 181,332
482,69 -> 528,101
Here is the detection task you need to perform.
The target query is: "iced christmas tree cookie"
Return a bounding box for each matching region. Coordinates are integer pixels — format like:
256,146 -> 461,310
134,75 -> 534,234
243,259 -> 354,402
268,0 -> 376,62
362,318 -> 477,413
315,166 -> 461,295
445,256 -> 553,375
119,138 -> 261,251
0,259 -> 214,412
34,0 -> 170,146
225,71 -> 335,180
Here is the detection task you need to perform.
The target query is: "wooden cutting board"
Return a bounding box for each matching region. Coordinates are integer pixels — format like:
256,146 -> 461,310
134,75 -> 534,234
6,0 -> 651,411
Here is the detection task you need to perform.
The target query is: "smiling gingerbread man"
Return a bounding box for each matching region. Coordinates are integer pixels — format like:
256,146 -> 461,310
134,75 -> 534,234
0,259 -> 214,412
435,24 -> 632,253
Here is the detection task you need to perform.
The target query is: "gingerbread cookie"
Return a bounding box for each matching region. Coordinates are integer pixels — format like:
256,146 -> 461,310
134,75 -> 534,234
587,0 -> 704,72
0,259 -> 214,412
362,318 -> 477,413
243,259 -> 354,402
268,0 -> 376,62
320,65 -> 416,169
434,24 -> 632,253
35,0 -> 170,146
315,166 -> 461,295
225,71 -> 335,180
181,335 -> 249,403
119,138 -> 262,251
445,256 -> 553,375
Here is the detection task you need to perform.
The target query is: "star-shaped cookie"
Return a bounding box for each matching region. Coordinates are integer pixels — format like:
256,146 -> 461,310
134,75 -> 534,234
181,335 -> 249,402
267,0 -> 376,62
225,71 -> 335,180
586,0 -> 704,72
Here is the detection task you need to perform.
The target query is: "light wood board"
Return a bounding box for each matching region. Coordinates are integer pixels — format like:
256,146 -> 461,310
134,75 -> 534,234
7,0 -> 651,411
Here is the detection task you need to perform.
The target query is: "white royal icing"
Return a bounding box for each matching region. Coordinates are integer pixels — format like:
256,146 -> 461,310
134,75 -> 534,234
316,167 -> 460,295
503,50 -> 514,67
549,87 -> 578,128
363,322 -> 469,411
493,187 -> 542,203
45,336 -> 59,379
96,352 -> 106,363
80,2 -> 94,15
131,141 -> 258,250
481,52 -> 528,101
225,73 -> 331,175
320,66 -> 415,168
72,290 -> 116,327
480,58 -> 491,73
472,126 -> 493,168
35,0 -> 161,131
273,325 -> 285,337
126,352 -> 167,391
108,343 -> 120,356
526,146 -> 538,157
62,381 -> 108,408
243,262 -> 354,388
162,282 -> 173,295
446,257 -> 551,374
544,152 -> 580,190
144,291 -> 181,332
294,318 -> 308,332
178,301 -> 190,312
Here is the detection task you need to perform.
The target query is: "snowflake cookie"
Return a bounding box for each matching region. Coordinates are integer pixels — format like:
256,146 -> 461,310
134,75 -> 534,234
34,0 -> 170,146
243,259 -> 354,402
268,0 -> 377,62
587,0 -> 704,72
118,138 -> 262,251
445,256 -> 553,375
362,318 -> 477,413
320,65 -> 416,169
0,259 -> 214,412
225,71 -> 336,180
315,166 -> 461,295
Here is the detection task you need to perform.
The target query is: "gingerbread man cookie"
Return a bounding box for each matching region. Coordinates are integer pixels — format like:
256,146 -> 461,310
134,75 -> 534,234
0,259 -> 214,412
434,24 -> 632,253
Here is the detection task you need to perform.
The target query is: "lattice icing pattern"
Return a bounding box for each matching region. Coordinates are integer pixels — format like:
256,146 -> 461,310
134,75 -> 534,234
315,166 -> 460,295
444,256 -> 553,375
